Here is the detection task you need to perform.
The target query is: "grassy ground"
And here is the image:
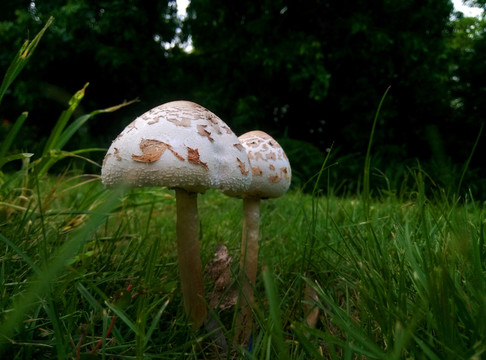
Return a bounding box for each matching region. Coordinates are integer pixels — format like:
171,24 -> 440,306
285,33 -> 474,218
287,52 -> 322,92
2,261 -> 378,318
0,165 -> 485,359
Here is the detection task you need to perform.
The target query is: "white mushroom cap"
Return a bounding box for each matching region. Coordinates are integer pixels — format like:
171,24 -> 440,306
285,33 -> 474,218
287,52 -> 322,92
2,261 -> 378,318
101,101 -> 252,194
235,130 -> 291,199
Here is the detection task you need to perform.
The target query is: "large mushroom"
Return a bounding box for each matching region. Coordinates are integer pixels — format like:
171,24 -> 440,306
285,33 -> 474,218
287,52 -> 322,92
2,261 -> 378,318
226,130 -> 291,346
101,101 -> 252,329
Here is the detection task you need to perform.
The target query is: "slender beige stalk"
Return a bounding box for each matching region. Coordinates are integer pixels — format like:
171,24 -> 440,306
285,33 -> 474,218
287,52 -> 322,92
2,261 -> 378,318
175,188 -> 207,329
234,197 -> 260,346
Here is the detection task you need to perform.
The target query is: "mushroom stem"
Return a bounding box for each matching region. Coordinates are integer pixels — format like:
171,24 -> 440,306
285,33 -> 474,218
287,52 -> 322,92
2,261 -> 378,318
175,188 -> 207,329
234,197 -> 260,346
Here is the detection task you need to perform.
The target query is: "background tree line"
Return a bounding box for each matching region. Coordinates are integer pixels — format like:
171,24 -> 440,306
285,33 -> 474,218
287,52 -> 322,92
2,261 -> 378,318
1,0 -> 485,196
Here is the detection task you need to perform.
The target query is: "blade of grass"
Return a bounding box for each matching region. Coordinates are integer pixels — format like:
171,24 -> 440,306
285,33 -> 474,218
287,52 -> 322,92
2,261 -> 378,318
105,301 -> 139,335
36,149 -> 104,175
262,266 -> 290,360
56,98 -> 138,151
363,86 -> 391,219
299,146 -> 334,290
0,17 -> 54,104
143,297 -> 171,348
41,293 -> 66,360
36,96 -> 137,177
77,282 -> 104,313
412,335 -> 441,360
0,112 -> 29,168
456,122 -> 483,196
42,83 -> 89,157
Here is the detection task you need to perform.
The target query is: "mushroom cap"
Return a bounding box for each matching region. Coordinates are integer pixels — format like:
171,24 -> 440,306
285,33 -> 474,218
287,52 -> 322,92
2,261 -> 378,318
233,130 -> 291,199
101,101 -> 252,194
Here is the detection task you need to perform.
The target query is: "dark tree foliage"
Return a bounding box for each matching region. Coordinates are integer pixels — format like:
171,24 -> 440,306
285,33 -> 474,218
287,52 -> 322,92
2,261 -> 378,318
450,12 -> 486,130
185,0 -> 455,157
0,0 -> 180,149
444,6 -> 486,192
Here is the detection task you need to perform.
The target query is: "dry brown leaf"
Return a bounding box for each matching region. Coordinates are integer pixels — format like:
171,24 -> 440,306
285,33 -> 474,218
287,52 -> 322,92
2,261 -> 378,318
205,244 -> 237,310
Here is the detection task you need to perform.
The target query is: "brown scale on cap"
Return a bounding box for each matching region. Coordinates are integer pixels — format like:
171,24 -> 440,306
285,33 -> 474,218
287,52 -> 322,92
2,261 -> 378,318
147,118 -> 160,125
140,107 -> 160,120
237,158 -> 250,175
206,114 -> 222,134
281,167 -> 290,180
197,124 -> 214,142
268,173 -> 282,183
246,140 -> 259,148
102,153 -> 111,167
222,126 -> 233,134
126,121 -> 138,133
265,152 -> 277,161
252,167 -> 263,176
233,143 -> 245,152
167,116 -> 192,127
254,152 -> 265,161
187,147 -> 208,169
132,139 -> 184,163
114,148 -> 122,161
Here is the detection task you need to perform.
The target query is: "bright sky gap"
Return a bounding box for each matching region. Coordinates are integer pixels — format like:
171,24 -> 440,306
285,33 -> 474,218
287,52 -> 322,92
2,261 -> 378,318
176,0 -> 484,18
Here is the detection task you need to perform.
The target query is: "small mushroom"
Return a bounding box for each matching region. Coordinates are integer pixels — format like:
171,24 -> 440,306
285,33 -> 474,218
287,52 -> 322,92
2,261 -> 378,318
101,101 -> 252,329
224,130 -> 291,346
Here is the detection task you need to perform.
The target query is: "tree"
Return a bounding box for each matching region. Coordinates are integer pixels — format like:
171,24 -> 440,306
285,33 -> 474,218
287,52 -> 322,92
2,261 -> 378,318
0,0 -> 180,150
184,0 -> 455,165
447,9 -> 486,189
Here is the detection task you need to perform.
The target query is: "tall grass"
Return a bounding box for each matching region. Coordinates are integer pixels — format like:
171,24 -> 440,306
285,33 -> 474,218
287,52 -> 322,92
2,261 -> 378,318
1,17 -> 485,360
0,18 -> 138,359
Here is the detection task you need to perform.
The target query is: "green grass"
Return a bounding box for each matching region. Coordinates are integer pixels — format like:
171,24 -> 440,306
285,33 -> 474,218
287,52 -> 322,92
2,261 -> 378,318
1,17 -> 485,360
1,168 -> 485,359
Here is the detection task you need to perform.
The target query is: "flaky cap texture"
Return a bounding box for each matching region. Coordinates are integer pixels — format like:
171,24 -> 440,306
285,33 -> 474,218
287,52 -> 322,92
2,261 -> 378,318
101,101 -> 252,193
236,130 -> 291,198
